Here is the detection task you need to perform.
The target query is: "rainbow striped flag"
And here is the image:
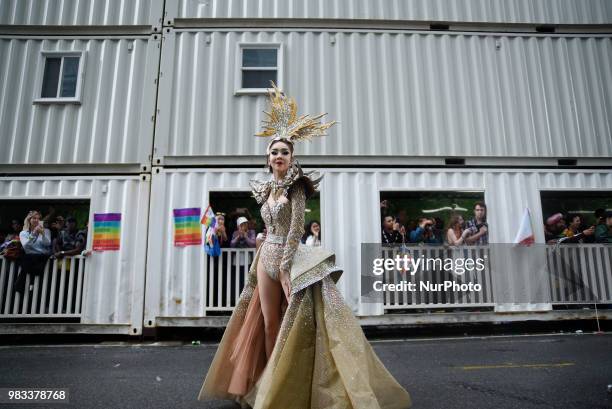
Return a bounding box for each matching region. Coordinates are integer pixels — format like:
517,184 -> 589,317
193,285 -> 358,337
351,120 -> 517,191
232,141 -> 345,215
174,207 -> 202,246
93,213 -> 121,251
201,205 -> 216,229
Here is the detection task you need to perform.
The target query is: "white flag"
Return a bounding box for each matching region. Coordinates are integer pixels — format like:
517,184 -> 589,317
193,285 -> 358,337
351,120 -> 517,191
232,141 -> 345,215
513,207 -> 535,246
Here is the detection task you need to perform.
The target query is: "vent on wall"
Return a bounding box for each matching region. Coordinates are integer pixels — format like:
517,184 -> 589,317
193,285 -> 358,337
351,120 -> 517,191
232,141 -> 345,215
430,23 -> 450,31
535,25 -> 556,33
558,158 -> 577,166
445,158 -> 465,166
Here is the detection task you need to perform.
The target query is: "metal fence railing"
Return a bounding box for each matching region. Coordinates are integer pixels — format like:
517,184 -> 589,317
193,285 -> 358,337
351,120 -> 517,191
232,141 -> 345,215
0,255 -> 86,318
380,245 -> 494,310
5,244 -> 609,321
205,248 -> 255,313
546,244 -> 612,304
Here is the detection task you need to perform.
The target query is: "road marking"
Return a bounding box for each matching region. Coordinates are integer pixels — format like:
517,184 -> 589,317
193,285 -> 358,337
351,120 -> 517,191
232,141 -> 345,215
459,362 -> 575,370
369,331 -> 609,344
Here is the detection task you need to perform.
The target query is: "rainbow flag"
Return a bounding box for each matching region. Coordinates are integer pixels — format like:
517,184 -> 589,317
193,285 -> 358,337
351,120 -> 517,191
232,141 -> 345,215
201,205 -> 216,229
93,213 -> 121,251
174,207 -> 202,246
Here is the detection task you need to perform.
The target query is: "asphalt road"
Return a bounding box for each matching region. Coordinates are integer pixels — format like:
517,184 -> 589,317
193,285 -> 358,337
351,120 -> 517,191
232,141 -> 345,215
1,333 -> 611,409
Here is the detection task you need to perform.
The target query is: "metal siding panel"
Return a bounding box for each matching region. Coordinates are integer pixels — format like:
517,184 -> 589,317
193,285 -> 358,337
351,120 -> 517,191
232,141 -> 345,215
0,0 -> 163,27
156,31 -> 612,160
0,175 -> 149,333
167,0 -> 612,24
0,36 -> 158,167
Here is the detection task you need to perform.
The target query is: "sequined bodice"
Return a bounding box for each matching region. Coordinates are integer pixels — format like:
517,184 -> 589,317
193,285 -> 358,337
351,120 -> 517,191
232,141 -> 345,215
255,182 -> 306,280
261,199 -> 292,237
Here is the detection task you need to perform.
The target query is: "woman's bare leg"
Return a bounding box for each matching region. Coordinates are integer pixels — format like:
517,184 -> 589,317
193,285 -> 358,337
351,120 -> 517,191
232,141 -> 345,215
257,261 -> 283,359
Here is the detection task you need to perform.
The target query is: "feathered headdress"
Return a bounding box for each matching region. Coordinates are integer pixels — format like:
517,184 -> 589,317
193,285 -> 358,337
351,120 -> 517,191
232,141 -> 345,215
256,82 -> 336,149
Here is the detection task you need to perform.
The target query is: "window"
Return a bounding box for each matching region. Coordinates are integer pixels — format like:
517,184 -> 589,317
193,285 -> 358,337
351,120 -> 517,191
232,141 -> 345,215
379,191 -> 487,245
34,52 -> 85,104
540,190 -> 612,244
0,199 -> 90,318
236,43 -> 282,94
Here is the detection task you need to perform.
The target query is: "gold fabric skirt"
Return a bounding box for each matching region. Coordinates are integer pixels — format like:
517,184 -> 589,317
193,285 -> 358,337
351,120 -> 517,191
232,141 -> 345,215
198,245 -> 412,409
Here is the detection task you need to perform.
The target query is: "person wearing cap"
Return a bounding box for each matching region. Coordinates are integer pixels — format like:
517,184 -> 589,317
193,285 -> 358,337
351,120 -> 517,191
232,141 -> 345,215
229,216 -> 256,307
230,216 -> 256,248
544,213 -> 566,244
594,210 -> 612,243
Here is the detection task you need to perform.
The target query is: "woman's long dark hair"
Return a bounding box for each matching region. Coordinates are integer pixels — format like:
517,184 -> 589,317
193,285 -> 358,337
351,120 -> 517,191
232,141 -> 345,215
302,220 -> 321,243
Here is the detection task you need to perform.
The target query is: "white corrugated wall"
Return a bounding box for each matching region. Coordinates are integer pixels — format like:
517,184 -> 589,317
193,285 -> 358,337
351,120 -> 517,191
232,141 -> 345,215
0,0 -> 164,27
0,36 -> 160,169
145,168 -> 612,321
155,30 -> 612,161
0,175 -> 150,334
166,0 -> 612,25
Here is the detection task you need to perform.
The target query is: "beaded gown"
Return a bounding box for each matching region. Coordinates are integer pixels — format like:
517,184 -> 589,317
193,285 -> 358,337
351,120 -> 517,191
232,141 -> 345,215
198,167 -> 412,409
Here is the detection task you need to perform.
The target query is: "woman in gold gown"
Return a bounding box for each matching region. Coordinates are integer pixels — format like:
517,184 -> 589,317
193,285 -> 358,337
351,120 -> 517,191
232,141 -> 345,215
198,85 -> 412,409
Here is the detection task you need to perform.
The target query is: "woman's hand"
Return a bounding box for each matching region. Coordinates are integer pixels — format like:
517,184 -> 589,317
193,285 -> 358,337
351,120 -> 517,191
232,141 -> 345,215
280,269 -> 291,300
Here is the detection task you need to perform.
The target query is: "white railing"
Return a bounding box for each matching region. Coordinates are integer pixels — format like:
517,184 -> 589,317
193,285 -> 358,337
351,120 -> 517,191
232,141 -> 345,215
546,244 -> 612,304
381,246 -> 494,310
0,255 -> 86,318
205,248 -> 255,313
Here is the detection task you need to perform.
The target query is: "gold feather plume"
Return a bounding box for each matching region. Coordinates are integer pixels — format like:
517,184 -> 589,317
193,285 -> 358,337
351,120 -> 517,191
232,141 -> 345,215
256,82 -> 336,143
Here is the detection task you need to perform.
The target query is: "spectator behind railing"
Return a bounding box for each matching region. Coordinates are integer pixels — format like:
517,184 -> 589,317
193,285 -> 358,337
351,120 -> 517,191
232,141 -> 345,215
0,219 -> 23,254
545,212 -> 596,245
302,220 -> 321,247
446,214 -> 470,246
48,214 -> 65,243
544,213 -> 566,244
14,210 -> 52,294
561,214 -> 595,244
214,213 -> 230,248
465,202 -> 489,245
229,216 -> 255,306
382,215 -> 404,245
594,210 -> 612,243
410,217 -> 440,244
230,217 -> 256,249
4,219 -> 22,243
431,217 -> 445,245
52,216 -> 85,272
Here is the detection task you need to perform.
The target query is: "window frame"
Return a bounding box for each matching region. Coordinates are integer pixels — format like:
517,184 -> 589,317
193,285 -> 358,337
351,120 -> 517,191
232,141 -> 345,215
33,50 -> 86,104
235,43 -> 283,95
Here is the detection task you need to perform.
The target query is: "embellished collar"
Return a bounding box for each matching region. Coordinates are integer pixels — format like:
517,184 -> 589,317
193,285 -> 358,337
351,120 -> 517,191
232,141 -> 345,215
250,161 -> 322,205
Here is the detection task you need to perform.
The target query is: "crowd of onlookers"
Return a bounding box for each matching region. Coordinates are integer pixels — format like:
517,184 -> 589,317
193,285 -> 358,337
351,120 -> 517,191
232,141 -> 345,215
206,202 -> 612,250
209,211 -> 322,251
544,209 -> 612,244
380,200 -> 612,246
380,201 -> 489,246
0,209 -> 88,294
